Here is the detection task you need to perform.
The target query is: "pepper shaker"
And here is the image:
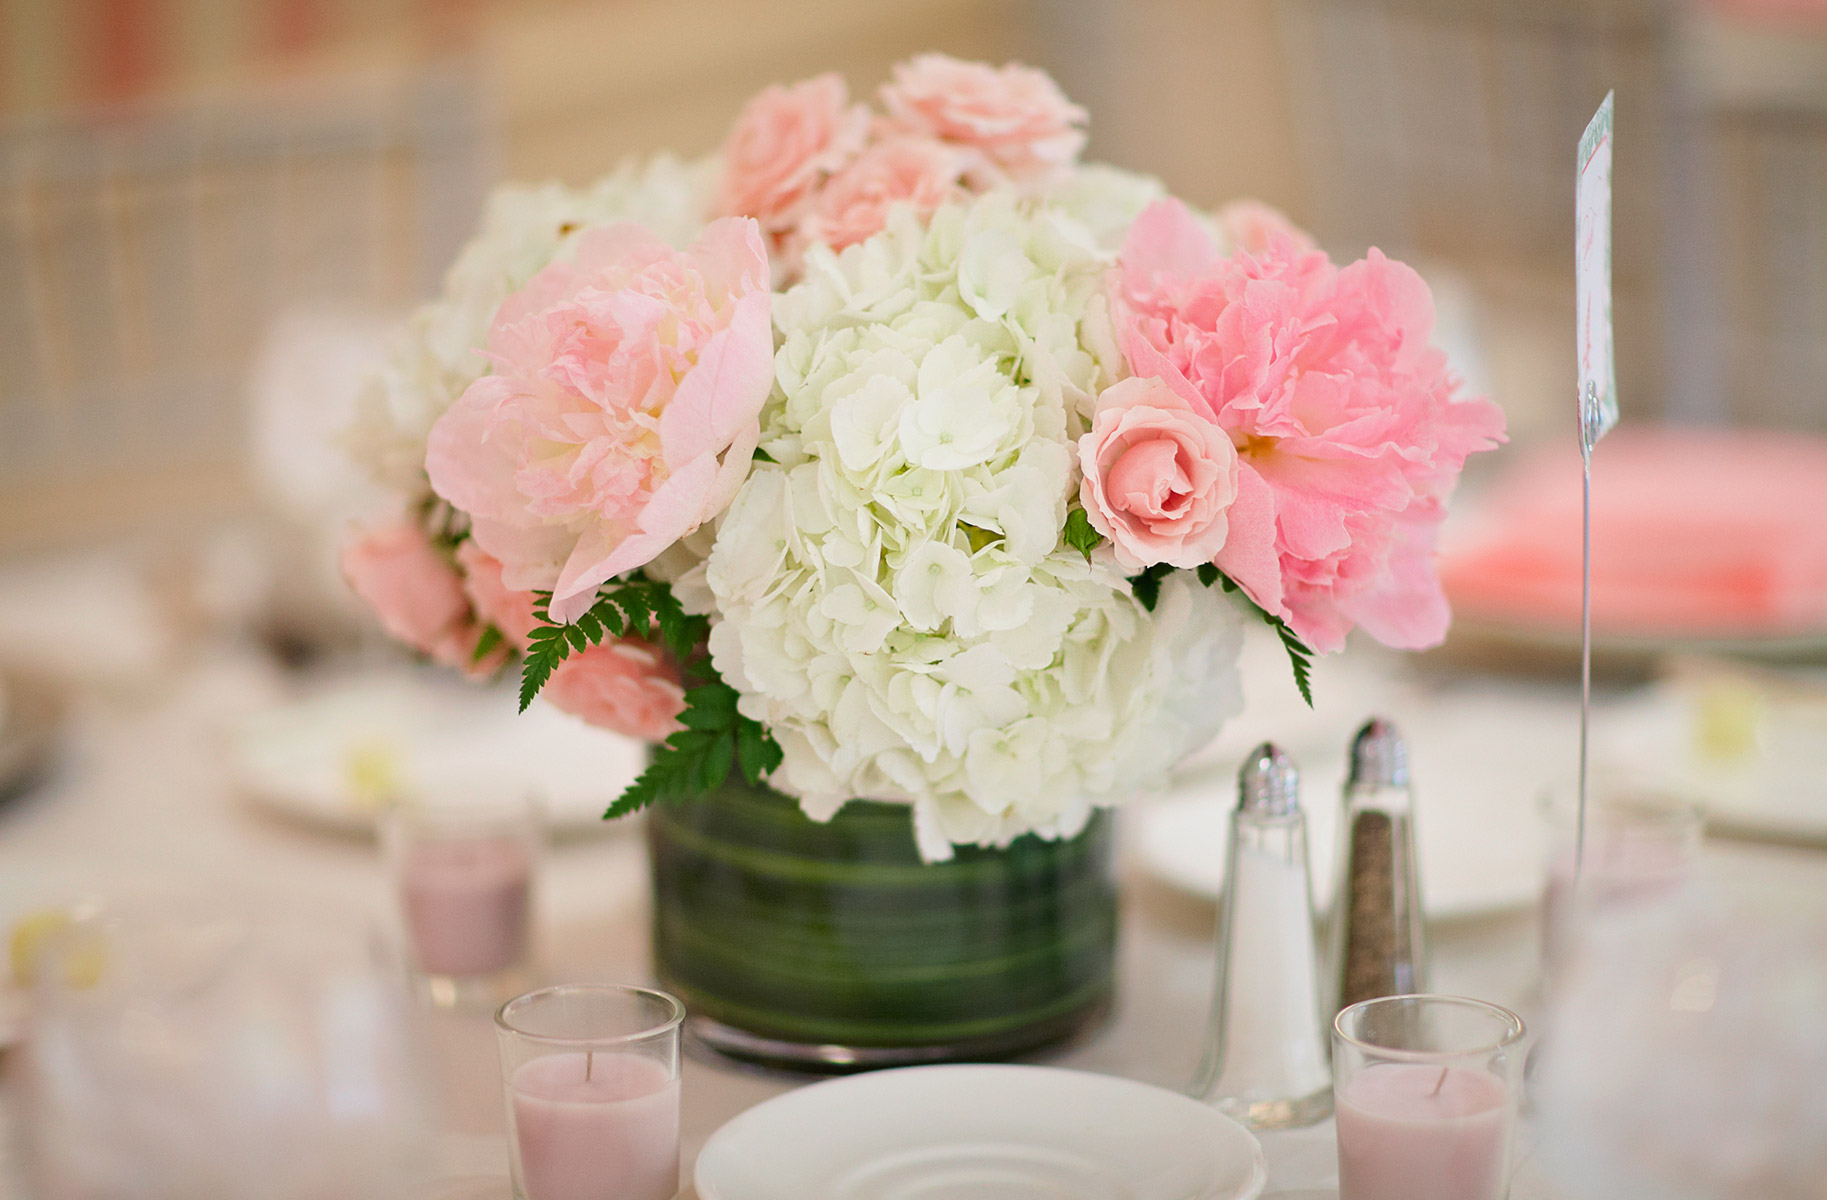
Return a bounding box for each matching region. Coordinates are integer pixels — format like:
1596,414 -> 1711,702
1189,743 -> 1333,1129
1329,717 -> 1428,1015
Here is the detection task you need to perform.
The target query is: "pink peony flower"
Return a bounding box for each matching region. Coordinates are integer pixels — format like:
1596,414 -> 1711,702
456,540 -> 541,651
878,53 -> 1086,186
1115,198 -> 1506,652
1078,375 -> 1240,570
714,73 -> 869,234
541,638 -> 685,742
342,519 -> 501,675
425,218 -> 774,624
1215,199 -> 1317,257
792,136 -> 964,256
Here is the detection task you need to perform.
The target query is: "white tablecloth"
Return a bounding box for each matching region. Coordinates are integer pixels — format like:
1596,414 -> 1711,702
3,648 -> 1824,1199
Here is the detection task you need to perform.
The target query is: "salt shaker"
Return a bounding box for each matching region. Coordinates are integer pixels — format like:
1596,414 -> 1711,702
1329,717 -> 1428,1015
1189,743 -> 1333,1128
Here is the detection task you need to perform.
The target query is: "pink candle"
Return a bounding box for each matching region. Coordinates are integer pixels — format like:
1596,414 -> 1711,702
1336,1063 -> 1512,1200
400,835 -> 531,976
508,1053 -> 680,1200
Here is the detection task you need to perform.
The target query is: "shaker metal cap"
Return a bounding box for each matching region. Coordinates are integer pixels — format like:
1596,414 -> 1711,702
1348,718 -> 1410,789
1237,742 -> 1300,815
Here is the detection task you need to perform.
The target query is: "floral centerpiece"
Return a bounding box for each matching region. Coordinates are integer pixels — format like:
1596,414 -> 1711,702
343,55 -> 1504,1064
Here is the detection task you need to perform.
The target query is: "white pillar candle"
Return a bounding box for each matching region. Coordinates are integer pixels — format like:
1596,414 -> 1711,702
508,1052 -> 680,1200
1335,1062 -> 1512,1200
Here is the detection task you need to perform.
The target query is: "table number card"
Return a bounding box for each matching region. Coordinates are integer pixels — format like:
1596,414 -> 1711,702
1575,91 -> 1617,875
1576,91 -> 1617,458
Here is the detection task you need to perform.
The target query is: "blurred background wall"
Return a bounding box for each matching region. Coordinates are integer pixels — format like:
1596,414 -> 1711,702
1,0 -> 1824,558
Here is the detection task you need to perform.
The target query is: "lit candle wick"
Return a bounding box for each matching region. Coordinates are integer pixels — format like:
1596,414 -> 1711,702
1431,1066 -> 1448,1096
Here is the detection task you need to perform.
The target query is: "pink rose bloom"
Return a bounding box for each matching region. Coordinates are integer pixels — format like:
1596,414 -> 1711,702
792,136 -> 964,256
343,520 -> 500,675
542,638 -> 686,742
456,540 -> 541,651
714,73 -> 869,233
878,53 -> 1086,185
1116,198 -> 1506,653
426,218 -> 774,624
1079,375 -> 1240,570
1215,199 -> 1317,257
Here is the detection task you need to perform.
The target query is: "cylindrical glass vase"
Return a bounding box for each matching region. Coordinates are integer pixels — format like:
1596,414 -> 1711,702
646,776 -> 1117,1070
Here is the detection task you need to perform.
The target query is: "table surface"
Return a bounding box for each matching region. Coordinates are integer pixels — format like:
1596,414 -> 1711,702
3,645 -> 1825,1200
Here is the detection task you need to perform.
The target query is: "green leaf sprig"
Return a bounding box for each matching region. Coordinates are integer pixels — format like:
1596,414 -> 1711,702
518,574 -> 783,818
1130,563 -> 1316,708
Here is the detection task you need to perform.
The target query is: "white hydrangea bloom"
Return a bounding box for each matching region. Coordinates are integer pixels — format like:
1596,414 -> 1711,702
346,154 -> 719,489
705,191 -> 1244,859
1042,162 -> 1168,252
1042,161 -> 1230,256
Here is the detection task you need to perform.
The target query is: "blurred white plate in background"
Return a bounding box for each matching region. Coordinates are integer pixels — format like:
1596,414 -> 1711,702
226,671 -> 644,836
1598,674 -> 1827,846
695,1064 -> 1266,1200
1137,684 -> 1558,920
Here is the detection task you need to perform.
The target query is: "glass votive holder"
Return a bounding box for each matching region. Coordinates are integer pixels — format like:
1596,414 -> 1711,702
1539,772 -> 1703,974
23,894 -> 431,1200
381,794 -> 541,1006
495,984 -> 685,1200
1333,994 -> 1527,1200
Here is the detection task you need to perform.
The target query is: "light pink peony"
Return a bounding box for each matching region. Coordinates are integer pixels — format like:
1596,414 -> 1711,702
343,520 -> 501,675
792,136 -> 964,256
542,638 -> 685,742
1215,199 -> 1317,257
1078,375 -> 1240,570
1115,198 -> 1506,652
456,540 -> 541,651
878,53 -> 1086,185
425,218 -> 774,625
714,73 -> 869,234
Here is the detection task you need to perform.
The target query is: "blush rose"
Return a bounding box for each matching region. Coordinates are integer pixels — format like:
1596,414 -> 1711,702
791,136 -> 964,257
342,520 -> 502,676
714,72 -> 869,233
878,53 -> 1086,186
1078,376 -> 1241,571
541,638 -> 686,742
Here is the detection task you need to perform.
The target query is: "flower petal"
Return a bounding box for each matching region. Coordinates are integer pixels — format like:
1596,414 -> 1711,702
659,288 -> 774,467
1213,462 -> 1283,617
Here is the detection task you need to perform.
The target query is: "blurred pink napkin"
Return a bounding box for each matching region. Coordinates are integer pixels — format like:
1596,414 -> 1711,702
1441,429 -> 1827,636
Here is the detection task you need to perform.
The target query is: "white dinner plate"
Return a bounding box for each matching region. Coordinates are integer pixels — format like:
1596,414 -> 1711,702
224,670 -> 646,836
1135,781 -> 1538,920
1597,683 -> 1827,846
695,1064 -> 1267,1200
1137,686 -> 1559,920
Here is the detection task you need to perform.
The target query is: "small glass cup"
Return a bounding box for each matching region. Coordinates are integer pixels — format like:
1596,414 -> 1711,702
382,794 -> 541,1008
23,894 -> 431,1200
1539,771 -> 1703,976
1333,995 -> 1527,1200
495,984 -> 685,1200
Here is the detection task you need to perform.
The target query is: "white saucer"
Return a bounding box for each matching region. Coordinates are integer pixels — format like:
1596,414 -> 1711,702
695,1064 -> 1267,1200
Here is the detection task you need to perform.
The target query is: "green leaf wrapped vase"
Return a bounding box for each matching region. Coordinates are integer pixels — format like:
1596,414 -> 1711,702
647,775 -> 1117,1069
